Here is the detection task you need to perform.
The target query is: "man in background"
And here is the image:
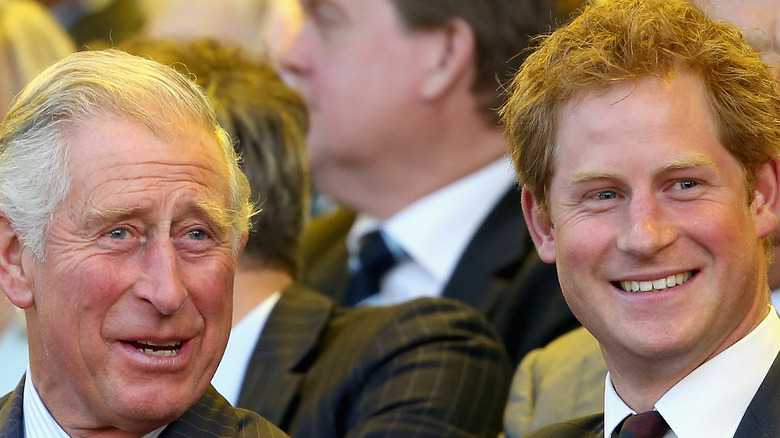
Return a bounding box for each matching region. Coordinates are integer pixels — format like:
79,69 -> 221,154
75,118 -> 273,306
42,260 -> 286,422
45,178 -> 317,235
284,0 -> 581,365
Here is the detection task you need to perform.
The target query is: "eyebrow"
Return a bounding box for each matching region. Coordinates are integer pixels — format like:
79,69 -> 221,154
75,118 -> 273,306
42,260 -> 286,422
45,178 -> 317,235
85,200 -> 234,232
567,154 -> 719,187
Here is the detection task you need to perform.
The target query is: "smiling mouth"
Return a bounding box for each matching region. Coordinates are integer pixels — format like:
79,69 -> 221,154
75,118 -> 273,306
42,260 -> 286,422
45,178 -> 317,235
616,271 -> 694,293
128,340 -> 182,357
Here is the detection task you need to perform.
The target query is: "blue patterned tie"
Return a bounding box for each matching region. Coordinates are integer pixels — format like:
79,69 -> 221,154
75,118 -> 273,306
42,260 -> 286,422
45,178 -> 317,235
344,231 -> 402,306
616,411 -> 669,438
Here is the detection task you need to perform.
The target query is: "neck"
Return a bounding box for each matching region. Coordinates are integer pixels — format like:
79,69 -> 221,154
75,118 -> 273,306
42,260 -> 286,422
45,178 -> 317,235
322,127 -> 508,219
233,264 -> 293,325
0,299 -> 16,334
604,296 -> 770,412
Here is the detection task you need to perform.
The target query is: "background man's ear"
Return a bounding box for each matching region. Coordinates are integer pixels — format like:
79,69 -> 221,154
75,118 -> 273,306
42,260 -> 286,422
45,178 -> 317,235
521,187 -> 557,263
0,216 -> 34,309
420,17 -> 476,101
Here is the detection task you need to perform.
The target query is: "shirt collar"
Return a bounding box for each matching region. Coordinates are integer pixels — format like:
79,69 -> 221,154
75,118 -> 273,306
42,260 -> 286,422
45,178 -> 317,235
24,369 -> 168,438
604,306 -> 780,438
211,291 -> 281,405
348,157 -> 515,283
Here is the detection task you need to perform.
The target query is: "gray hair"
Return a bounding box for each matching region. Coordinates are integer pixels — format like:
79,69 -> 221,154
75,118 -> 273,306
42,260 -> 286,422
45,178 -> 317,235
0,49 -> 254,259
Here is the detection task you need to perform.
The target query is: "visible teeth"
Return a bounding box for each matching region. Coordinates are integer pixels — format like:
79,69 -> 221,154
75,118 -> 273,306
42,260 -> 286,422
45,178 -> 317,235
141,348 -> 178,357
133,340 -> 182,357
138,340 -> 180,347
619,272 -> 692,293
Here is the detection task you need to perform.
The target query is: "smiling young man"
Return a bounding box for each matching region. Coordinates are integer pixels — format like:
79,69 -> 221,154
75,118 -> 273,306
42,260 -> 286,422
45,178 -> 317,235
503,0 -> 780,436
0,50 -> 287,437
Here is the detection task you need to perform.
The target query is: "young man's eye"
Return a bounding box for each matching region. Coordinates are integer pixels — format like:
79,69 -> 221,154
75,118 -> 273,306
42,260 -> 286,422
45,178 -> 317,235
674,180 -> 698,190
595,190 -> 617,200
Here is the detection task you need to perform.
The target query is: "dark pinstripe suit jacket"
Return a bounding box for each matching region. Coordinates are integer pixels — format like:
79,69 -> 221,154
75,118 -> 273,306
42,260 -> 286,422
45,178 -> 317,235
524,351 -> 780,438
235,284 -> 513,438
0,379 -> 288,437
299,188 -> 580,365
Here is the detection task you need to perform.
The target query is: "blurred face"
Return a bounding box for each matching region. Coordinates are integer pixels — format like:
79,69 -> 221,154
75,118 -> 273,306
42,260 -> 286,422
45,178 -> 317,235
23,116 -> 239,434
525,72 -> 778,370
279,0 -> 438,193
695,0 -> 780,80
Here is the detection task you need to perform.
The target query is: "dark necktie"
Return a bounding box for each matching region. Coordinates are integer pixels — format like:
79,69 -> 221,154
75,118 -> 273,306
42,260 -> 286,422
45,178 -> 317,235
615,411 -> 670,438
344,231 -> 403,306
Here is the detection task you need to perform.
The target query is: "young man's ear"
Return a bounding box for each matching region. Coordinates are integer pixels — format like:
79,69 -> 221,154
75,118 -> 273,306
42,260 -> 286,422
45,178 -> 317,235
752,158 -> 780,240
420,17 -> 475,101
0,215 -> 34,309
521,187 -> 557,263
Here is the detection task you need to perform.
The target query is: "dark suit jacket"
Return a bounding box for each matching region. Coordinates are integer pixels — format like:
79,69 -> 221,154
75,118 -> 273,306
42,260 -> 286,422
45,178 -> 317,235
524,351 -> 780,437
236,284 -> 513,438
299,188 -> 580,364
0,379 -> 288,437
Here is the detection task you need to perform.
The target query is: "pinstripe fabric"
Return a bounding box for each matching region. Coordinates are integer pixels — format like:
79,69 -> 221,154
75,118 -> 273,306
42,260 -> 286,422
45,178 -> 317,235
0,380 -> 287,438
299,188 -> 580,365
236,284 -> 513,438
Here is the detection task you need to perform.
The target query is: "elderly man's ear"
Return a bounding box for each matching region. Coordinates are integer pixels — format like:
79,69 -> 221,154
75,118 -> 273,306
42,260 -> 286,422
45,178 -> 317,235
0,216 -> 34,309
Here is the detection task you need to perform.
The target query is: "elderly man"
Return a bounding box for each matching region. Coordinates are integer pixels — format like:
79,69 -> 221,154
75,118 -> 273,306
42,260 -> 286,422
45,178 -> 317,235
0,50 -> 287,437
504,0 -> 780,436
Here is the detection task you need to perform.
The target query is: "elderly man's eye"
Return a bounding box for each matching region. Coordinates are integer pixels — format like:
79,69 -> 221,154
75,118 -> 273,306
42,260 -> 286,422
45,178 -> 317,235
107,228 -> 128,239
187,229 -> 208,241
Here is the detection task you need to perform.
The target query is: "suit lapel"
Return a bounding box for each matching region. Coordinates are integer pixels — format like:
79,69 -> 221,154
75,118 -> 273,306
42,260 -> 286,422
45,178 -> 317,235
236,285 -> 333,427
299,209 -> 355,303
0,378 -> 24,437
733,350 -> 780,438
441,187 -> 531,313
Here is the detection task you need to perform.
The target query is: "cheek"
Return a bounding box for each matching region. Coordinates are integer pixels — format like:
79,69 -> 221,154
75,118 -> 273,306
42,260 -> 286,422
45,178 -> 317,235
183,259 -> 235,321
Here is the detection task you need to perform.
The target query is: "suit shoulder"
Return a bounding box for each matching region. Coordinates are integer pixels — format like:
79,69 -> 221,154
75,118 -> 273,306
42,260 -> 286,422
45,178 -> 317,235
168,386 -> 289,437
524,414 -> 604,438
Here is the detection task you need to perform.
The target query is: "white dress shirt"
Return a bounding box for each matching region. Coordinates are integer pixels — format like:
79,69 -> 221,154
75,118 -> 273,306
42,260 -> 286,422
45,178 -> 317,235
23,370 -> 166,438
211,291 -> 281,405
348,157 -> 516,307
603,306 -> 780,438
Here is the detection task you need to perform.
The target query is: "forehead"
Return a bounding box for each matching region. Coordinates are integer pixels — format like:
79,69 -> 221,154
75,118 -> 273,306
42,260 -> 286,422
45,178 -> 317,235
553,73 -> 726,175
63,115 -> 229,205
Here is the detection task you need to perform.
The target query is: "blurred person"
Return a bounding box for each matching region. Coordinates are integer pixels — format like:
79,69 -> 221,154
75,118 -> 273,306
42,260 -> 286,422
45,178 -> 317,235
123,36 -> 514,438
0,0 -> 75,117
143,0 -> 303,65
0,0 -> 75,396
504,0 -> 780,436
502,1 -> 780,435
284,0 -> 580,365
0,49 -> 287,437
37,0 -> 146,49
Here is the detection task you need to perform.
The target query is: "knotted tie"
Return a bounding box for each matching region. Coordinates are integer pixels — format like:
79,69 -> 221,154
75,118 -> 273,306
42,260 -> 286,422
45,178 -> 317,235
615,411 -> 669,438
344,231 -> 402,306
